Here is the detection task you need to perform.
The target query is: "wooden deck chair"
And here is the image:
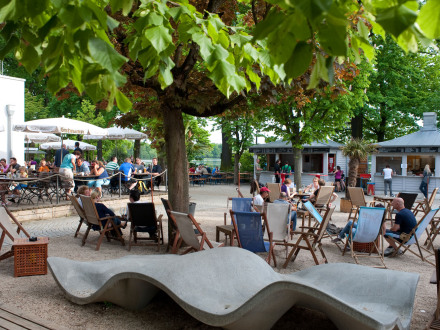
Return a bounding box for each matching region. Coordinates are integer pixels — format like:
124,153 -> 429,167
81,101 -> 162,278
216,197 -> 253,246
230,210 -> 275,266
282,206 -> 335,268
71,195 -> 87,238
264,203 -> 290,261
266,183 -> 281,203
314,186 -> 335,211
342,206 -> 387,269
413,187 -> 438,217
80,195 -> 125,251
427,248 -> 440,329
0,207 -> 31,261
168,211 -> 223,254
425,214 -> 440,249
127,202 -> 163,251
397,192 -> 419,211
347,187 -> 367,222
387,208 -> 439,266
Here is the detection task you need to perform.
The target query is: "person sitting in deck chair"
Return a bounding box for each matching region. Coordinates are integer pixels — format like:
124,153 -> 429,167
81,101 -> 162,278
382,197 -> 417,257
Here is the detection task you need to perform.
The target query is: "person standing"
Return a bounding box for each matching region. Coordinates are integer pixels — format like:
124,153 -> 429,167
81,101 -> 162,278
382,164 -> 393,197
254,158 -> 263,183
419,164 -> 432,199
55,144 -> 69,167
74,141 -> 83,155
59,150 -> 81,196
274,159 -> 281,183
282,161 -> 292,180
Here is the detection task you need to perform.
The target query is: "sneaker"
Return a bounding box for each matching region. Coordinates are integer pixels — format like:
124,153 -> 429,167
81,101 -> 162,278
384,246 -> 394,254
384,194 -> 388,197
391,194 -> 395,197
384,247 -> 401,257
331,237 -> 343,243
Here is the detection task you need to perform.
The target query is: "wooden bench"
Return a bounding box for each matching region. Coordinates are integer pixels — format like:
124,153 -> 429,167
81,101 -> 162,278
0,306 -> 58,329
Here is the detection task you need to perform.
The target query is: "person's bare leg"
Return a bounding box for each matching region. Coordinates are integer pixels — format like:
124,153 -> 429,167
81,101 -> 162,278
385,237 -> 398,250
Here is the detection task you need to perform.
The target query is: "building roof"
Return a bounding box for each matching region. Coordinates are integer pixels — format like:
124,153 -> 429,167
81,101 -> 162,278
249,139 -> 343,151
378,129 -> 440,147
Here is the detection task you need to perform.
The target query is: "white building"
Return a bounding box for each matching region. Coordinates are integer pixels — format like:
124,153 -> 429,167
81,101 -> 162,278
0,74 -> 25,164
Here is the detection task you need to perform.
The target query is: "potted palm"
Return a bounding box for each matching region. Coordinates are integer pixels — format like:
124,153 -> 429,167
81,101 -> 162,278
340,138 -> 377,212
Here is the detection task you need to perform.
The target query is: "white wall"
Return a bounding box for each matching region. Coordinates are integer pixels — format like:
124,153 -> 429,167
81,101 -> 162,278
0,75 -> 25,164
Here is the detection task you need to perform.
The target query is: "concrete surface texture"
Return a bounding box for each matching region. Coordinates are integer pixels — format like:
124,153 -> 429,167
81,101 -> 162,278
48,247 -> 418,330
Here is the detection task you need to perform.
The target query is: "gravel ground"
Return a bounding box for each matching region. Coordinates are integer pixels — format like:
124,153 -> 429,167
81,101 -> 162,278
0,184 -> 438,329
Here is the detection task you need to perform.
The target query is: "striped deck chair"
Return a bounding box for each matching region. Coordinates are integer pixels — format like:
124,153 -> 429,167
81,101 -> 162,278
387,208 -> 439,266
230,210 -> 275,266
342,206 -> 387,269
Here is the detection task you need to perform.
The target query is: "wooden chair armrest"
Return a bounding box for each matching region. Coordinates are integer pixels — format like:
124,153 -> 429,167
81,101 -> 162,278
100,216 -> 114,221
224,212 -> 227,225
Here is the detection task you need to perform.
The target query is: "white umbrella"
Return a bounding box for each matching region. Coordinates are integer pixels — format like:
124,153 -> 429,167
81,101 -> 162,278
40,139 -> 96,151
83,126 -> 147,140
14,116 -> 108,136
23,133 -> 61,143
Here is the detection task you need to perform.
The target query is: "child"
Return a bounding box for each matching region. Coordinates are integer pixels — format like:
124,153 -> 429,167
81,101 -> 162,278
10,166 -> 28,203
38,159 -> 50,172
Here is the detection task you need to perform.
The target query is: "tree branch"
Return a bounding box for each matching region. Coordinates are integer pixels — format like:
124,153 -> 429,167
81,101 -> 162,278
181,94 -> 246,117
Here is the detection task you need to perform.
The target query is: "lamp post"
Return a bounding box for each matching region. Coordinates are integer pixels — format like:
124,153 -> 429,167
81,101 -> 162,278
6,104 -> 15,160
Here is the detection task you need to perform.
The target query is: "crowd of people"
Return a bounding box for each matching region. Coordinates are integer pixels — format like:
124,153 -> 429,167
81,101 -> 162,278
0,144 -> 163,205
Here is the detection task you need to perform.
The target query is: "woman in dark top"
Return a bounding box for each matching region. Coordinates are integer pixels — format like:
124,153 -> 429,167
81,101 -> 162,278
91,190 -> 126,233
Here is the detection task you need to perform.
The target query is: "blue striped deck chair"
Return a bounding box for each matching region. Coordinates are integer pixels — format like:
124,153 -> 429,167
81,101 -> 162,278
230,210 -> 275,265
217,198 -> 253,246
341,206 -> 387,268
386,208 -> 439,266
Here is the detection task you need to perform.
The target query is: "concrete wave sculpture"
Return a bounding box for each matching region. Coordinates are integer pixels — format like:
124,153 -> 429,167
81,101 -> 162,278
48,247 -> 418,330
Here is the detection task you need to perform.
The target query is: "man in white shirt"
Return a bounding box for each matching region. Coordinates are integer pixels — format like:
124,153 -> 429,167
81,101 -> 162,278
254,187 -> 270,206
382,165 -> 394,197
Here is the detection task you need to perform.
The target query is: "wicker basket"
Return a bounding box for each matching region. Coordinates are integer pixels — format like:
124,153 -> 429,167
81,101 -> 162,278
352,240 -> 378,253
14,237 -> 49,277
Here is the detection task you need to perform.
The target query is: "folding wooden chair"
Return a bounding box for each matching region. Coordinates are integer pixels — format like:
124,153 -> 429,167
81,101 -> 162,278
216,197 -> 253,246
266,183 -> 281,203
264,203 -> 290,262
80,195 -> 125,251
347,187 -> 368,222
127,202 -> 163,251
413,187 -> 438,217
0,207 -> 31,261
426,214 -> 440,249
71,195 -> 87,238
387,208 -> 439,266
283,206 -> 335,268
230,210 -> 275,266
427,248 -> 440,329
314,186 -> 335,212
342,206 -> 387,269
168,211 -> 223,254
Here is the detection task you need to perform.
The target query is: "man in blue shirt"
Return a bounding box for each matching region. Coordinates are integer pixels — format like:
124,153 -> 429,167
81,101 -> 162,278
117,157 -> 138,190
383,197 -> 417,256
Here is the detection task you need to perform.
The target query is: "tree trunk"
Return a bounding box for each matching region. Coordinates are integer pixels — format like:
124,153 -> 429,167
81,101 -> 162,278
163,104 -> 189,213
347,158 -> 359,188
133,139 -> 141,159
351,113 -> 363,139
220,122 -> 232,170
377,111 -> 387,142
293,147 -> 302,188
97,140 -> 102,160
233,153 -> 240,185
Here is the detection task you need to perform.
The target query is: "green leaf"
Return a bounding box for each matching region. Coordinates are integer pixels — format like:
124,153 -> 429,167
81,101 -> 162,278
88,38 -> 128,73
253,9 -> 284,41
369,20 -> 386,40
284,41 -> 312,78
293,0 -> 333,21
138,46 -> 157,68
318,21 -> 347,55
107,15 -> 119,31
21,45 -> 40,73
81,63 -> 108,84
115,90 -> 132,112
59,5 -> 84,29
110,0 -> 133,15
192,32 -> 214,60
144,25 -> 172,53
206,44 -> 229,68
225,75 -> 246,97
359,39 -> 375,61
0,35 -> 19,59
230,33 -> 252,47
0,0 -> 17,21
42,35 -> 64,59
397,27 -> 418,53
357,20 -> 370,41
376,3 -> 418,37
417,0 -> 440,39
47,67 -> 69,93
85,1 -> 107,29
246,67 -> 261,90
207,60 -> 235,84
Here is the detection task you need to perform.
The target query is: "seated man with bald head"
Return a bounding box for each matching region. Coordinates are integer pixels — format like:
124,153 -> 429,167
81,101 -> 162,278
383,197 -> 417,257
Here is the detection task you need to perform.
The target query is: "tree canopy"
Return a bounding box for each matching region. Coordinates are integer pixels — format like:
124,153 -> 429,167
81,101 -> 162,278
2,0 -> 440,211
